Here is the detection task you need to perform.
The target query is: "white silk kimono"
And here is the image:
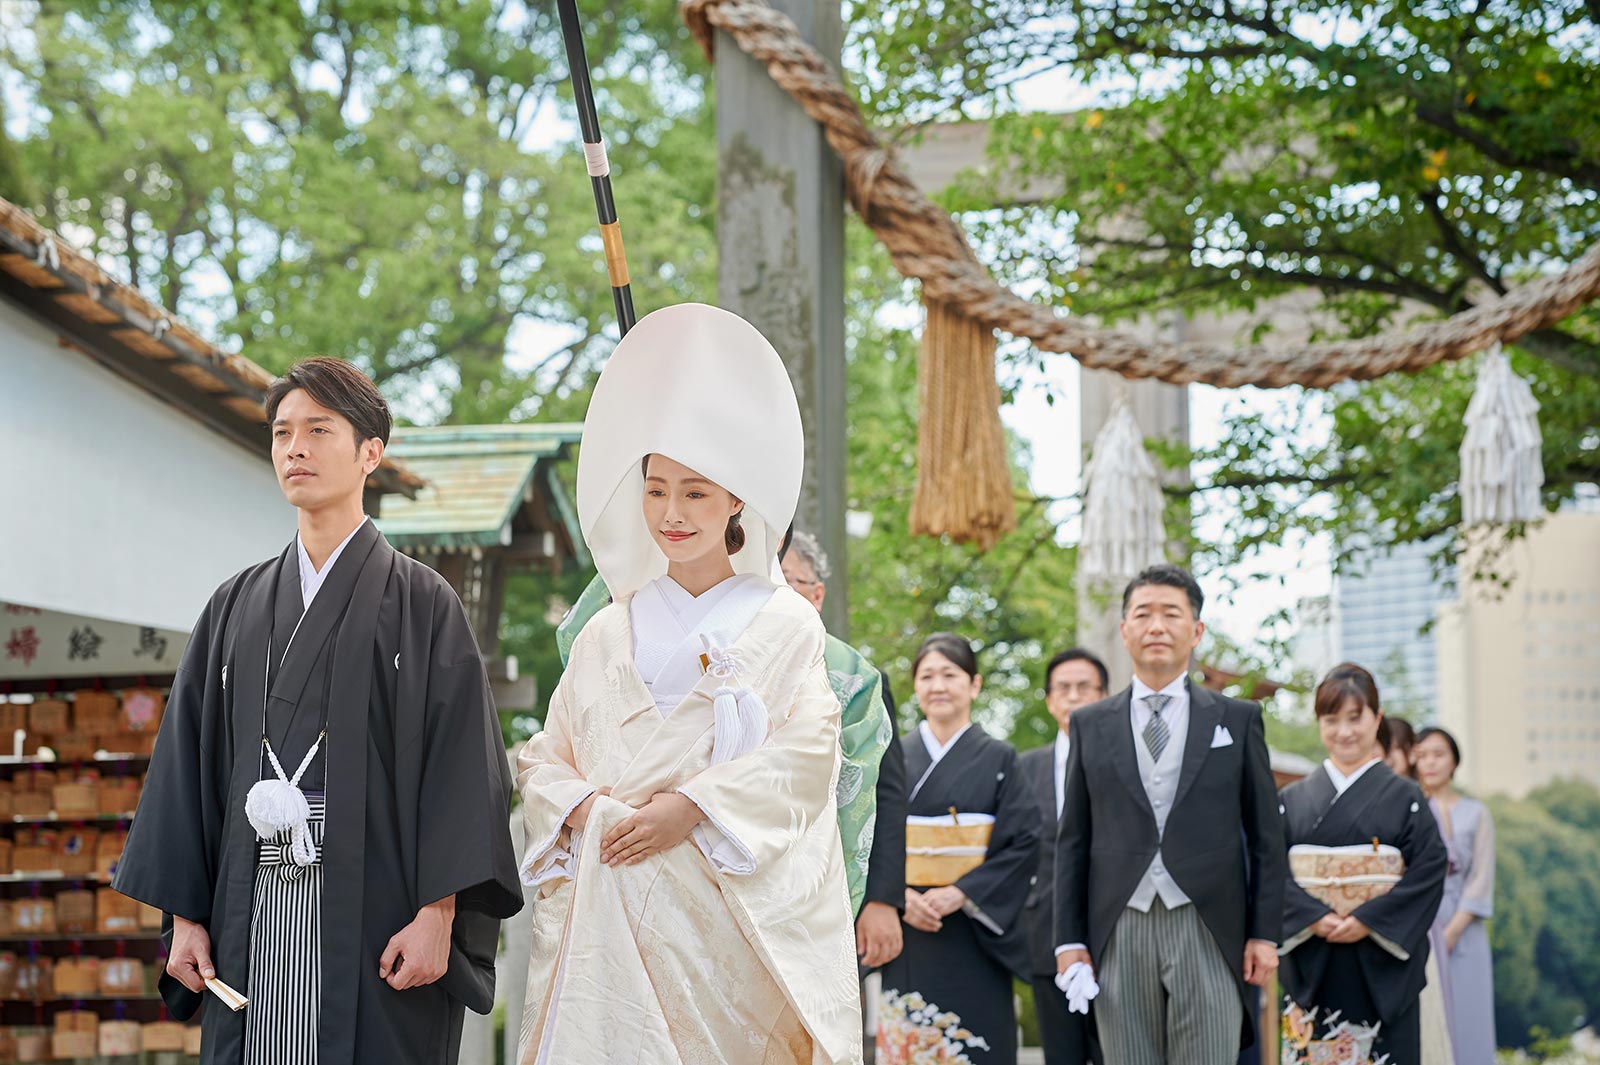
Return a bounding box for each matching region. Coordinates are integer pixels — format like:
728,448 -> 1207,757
515,576 -> 863,1065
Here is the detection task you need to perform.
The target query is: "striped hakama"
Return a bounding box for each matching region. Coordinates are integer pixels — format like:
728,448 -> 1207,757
1098,898 -> 1243,1065
244,793 -> 325,1065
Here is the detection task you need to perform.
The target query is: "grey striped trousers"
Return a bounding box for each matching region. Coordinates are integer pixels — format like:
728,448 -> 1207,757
244,793 -> 325,1065
1097,898 -> 1242,1065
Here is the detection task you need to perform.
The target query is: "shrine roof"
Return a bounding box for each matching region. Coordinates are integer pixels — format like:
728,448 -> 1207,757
0,196 -> 425,500
376,425 -> 586,563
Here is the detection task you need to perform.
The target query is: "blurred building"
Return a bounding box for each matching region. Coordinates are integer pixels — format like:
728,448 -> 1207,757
1336,538 -> 1454,716
1435,512 -> 1600,797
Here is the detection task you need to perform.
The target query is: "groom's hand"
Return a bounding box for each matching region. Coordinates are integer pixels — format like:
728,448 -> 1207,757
167,915 -> 216,994
379,895 -> 455,990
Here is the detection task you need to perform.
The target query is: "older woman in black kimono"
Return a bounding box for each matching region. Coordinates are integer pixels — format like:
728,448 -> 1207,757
877,634 -> 1040,1065
1279,663 -> 1447,1065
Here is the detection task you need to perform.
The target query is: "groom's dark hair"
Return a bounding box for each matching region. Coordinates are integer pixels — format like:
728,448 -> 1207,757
265,357 -> 392,449
1121,564 -> 1204,618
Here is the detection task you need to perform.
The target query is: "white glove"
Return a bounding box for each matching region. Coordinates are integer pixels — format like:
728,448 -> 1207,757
1054,960 -> 1100,1015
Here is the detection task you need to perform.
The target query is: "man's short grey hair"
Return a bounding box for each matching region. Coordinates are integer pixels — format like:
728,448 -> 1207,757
787,530 -> 832,581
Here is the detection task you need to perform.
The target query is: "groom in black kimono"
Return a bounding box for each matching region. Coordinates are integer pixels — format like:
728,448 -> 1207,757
113,358 -> 523,1065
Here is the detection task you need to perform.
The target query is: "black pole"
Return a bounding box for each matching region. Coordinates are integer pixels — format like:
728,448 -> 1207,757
556,0 -> 638,336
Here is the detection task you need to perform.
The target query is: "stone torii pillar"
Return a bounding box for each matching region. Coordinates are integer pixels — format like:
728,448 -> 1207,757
714,0 -> 849,637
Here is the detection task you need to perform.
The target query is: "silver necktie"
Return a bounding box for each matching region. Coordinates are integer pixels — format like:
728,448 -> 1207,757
1142,693 -> 1172,761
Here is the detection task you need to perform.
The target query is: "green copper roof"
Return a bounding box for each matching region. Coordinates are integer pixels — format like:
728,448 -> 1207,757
375,424 -> 584,557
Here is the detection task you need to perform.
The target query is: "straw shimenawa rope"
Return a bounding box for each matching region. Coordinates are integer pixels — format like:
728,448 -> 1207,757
681,0 -> 1600,542
911,299 -> 1015,549
681,0 -> 1600,386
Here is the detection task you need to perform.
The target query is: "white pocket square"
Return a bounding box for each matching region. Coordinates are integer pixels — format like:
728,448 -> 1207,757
1210,725 -> 1234,749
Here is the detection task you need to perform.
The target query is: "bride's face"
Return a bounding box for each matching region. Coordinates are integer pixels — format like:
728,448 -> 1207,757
642,454 -> 743,565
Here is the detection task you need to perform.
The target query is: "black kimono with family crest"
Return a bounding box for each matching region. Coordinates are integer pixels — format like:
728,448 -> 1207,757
113,520 -> 522,1065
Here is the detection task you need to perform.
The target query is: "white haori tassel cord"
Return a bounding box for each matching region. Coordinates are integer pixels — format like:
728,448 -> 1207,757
1079,396 -> 1166,584
700,636 -> 769,765
1459,344 -> 1544,525
245,732 -> 324,867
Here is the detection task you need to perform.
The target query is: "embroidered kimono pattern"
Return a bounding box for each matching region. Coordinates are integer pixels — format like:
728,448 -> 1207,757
875,988 -> 990,1065
825,633 -> 892,911
556,570 -> 890,910
517,579 -> 862,1065
1280,1001 -> 1384,1065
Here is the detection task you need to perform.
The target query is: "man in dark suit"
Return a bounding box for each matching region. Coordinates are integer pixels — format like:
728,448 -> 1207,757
1020,648 -> 1108,1065
1053,564 -> 1286,1065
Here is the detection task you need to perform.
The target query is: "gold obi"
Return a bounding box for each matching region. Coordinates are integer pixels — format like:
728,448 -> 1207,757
905,811 -> 994,888
1289,842 -> 1405,916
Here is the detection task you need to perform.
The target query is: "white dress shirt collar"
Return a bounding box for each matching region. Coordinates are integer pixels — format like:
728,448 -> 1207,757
1324,756 -> 1382,796
1130,673 -> 1187,707
919,720 -> 972,765
296,517 -> 369,611
1053,730 -> 1071,818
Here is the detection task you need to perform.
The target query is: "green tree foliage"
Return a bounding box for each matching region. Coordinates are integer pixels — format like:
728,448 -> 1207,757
497,561 -> 595,743
855,0 -> 1600,575
841,225 -> 1079,749
4,1 -> 1086,746
0,0 -> 714,422
1526,778 -> 1600,837
1489,782 -> 1600,1047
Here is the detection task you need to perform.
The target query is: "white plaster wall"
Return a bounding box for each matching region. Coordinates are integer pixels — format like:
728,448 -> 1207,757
0,299 -> 295,632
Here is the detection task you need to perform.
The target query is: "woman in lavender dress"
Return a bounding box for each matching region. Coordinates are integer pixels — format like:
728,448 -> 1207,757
1415,727 -> 1497,1065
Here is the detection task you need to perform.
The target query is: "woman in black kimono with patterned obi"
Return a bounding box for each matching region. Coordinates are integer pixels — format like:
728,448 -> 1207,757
877,634 -> 1040,1065
1279,663 -> 1447,1065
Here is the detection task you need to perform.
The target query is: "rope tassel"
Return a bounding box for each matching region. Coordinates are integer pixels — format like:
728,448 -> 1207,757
701,635 -> 770,763
679,0 -> 1600,390
244,735 -> 322,867
710,685 -> 770,764
908,296 -> 1017,549
1459,344 -> 1544,525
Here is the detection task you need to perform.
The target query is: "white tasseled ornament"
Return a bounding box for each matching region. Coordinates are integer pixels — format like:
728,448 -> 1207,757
701,636 -> 770,765
1079,399 -> 1166,583
1460,345 -> 1544,525
244,736 -> 322,867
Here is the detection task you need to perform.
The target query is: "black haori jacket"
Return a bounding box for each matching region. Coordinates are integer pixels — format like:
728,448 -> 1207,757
113,521 -> 523,1065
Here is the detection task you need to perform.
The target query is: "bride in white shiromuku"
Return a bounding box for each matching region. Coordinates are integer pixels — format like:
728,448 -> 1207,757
514,304 -> 862,1065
